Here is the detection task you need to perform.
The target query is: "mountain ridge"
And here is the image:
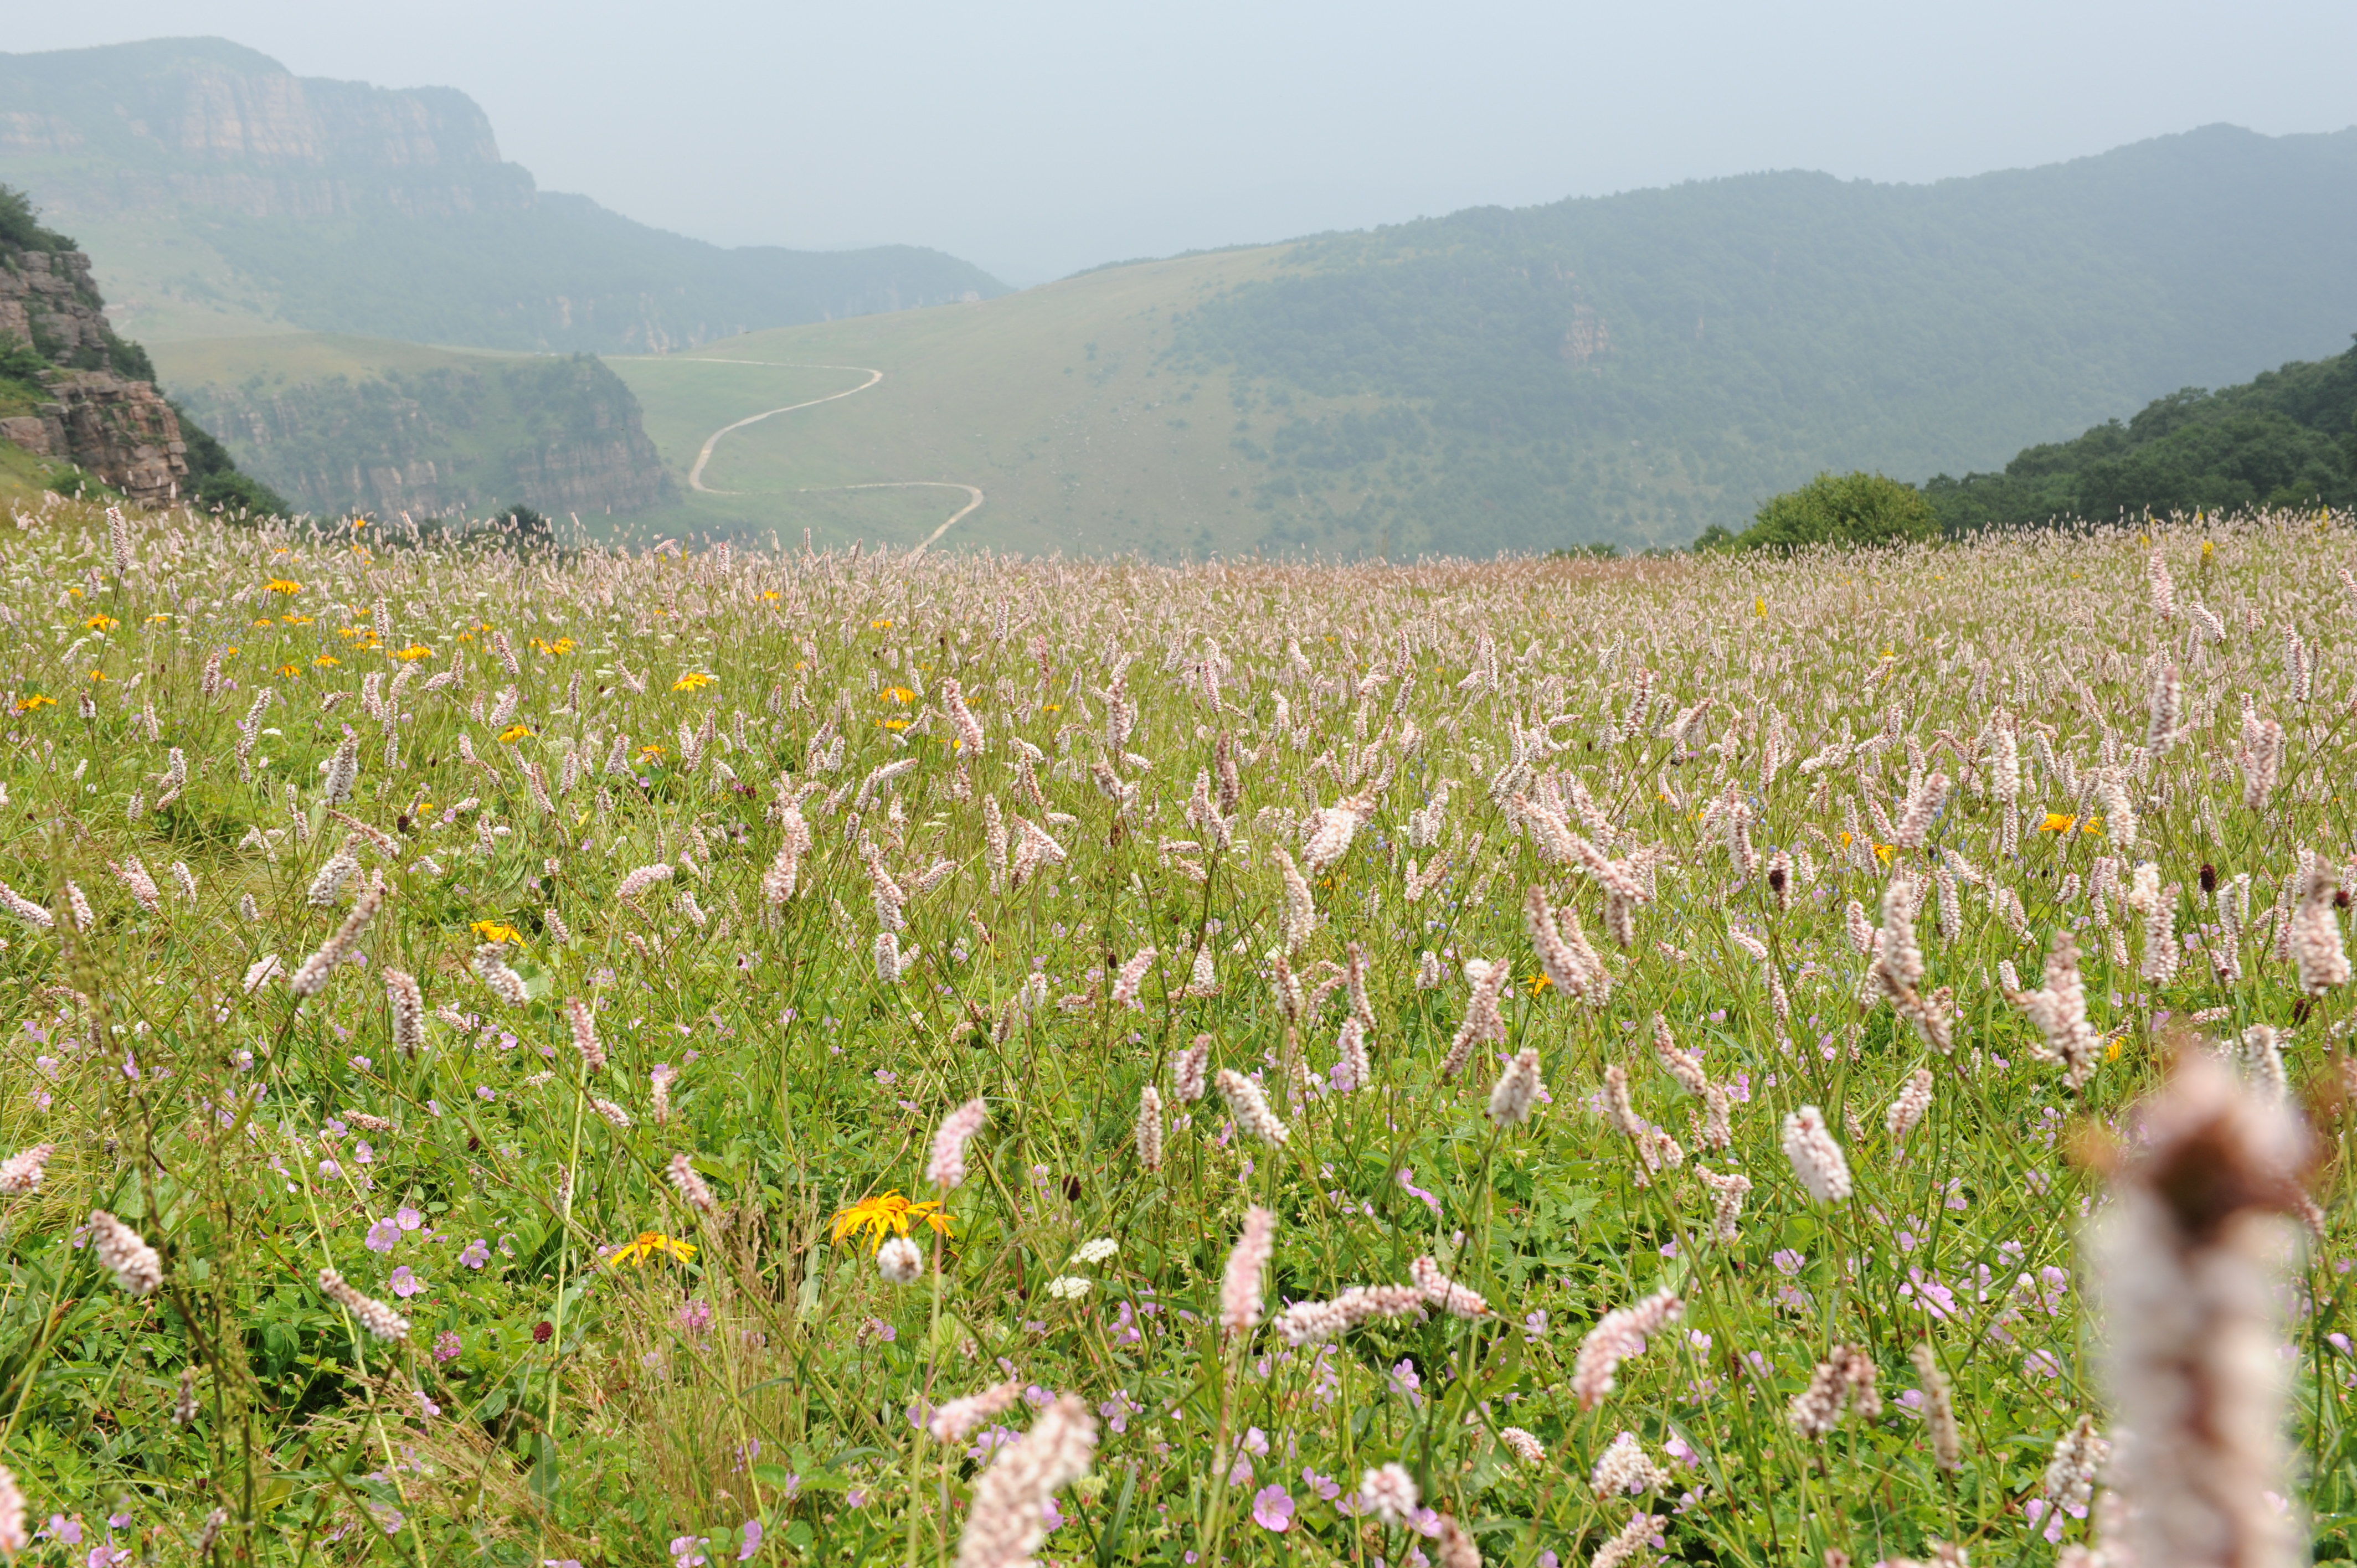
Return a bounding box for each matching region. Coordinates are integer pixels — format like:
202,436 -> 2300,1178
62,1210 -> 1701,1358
0,37 -> 1006,350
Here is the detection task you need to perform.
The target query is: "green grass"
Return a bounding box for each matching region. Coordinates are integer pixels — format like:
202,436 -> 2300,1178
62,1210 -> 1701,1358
603,246 -> 1421,558
0,499 -> 2351,1567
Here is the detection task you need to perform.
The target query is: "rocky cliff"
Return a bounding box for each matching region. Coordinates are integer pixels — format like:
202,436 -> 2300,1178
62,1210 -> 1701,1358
168,349 -> 673,519
0,226 -> 190,504
0,38 -> 1003,350
0,184 -> 279,511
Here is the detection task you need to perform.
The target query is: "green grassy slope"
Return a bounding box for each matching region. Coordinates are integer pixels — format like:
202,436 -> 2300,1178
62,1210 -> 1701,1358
612,125 -> 2357,558
605,247 -> 1387,557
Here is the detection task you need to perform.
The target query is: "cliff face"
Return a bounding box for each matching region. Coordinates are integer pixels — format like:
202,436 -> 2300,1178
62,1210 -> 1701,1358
0,371 -> 188,506
0,239 -> 191,504
0,38 -> 1003,352
169,352 -> 672,518
0,38 -> 526,222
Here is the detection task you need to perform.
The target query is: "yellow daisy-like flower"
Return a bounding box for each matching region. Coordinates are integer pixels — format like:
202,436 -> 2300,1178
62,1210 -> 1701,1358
2081,815 -> 2104,836
86,669 -> 108,683
605,1231 -> 698,1268
282,615 -> 315,626
13,695 -> 55,713
883,687 -> 915,705
672,671 -> 716,692
266,579 -> 301,595
2039,813 -> 2077,834
497,724 -> 534,744
393,644 -> 435,662
831,1192 -> 950,1253
276,663 -> 303,678
639,743 -> 667,761
83,614 -> 118,632
1529,972 -> 1552,994
146,613 -> 171,624
315,655 -> 341,668
1872,843 -> 1895,865
869,618 -> 894,630
471,920 -> 522,945
251,619 -> 276,630
881,718 -> 910,731
760,591 -> 780,602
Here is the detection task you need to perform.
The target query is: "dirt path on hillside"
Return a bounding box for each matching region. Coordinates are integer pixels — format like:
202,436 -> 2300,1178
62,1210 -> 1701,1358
675,358 -> 982,555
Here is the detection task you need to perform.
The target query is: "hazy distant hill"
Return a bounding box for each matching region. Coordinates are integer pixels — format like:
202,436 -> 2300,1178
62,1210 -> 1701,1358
600,126 -> 2357,556
0,38 -> 1005,350
1167,123 -> 2357,551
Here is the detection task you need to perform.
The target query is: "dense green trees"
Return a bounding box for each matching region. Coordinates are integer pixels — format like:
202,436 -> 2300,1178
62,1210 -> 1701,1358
1704,471 -> 1939,551
1925,338 -> 2357,530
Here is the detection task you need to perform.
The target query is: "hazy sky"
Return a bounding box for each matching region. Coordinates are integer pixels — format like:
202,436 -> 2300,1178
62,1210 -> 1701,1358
14,1 -> 2357,285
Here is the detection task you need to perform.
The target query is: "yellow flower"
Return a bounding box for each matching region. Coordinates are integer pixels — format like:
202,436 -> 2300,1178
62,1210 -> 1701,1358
86,669 -> 108,683
83,614 -> 118,632
497,724 -> 534,744
146,613 -> 171,624
1872,843 -> 1895,865
315,655 -> 341,668
2082,815 -> 2104,836
2039,813 -> 2078,834
1042,703 -> 1062,714
831,1192 -> 950,1252
672,671 -> 716,692
530,637 -> 575,656
605,1231 -> 698,1268
2201,540 -> 2216,559
869,618 -> 894,630
2105,1038 -> 2124,1063
13,695 -> 55,713
761,590 -> 780,602
471,919 -> 523,945
1529,972 -> 1552,994
882,718 -> 910,731
393,644 -> 435,662
266,579 -> 301,595
1753,596 -> 1766,618
883,687 -> 915,705
282,615 -> 315,626
639,743 -> 667,760
276,663 -> 303,678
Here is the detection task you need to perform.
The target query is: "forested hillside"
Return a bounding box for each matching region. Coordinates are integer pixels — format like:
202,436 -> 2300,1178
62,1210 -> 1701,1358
1167,125 -> 2357,550
1924,338 -> 2357,530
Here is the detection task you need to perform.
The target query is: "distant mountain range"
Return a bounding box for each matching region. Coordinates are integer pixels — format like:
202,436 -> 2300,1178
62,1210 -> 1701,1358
591,124 -> 2357,556
9,38 -> 2354,549
0,37 -> 1006,352
1161,123 -> 2357,551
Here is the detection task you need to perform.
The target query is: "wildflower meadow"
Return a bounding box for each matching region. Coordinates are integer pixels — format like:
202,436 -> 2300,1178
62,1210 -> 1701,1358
0,496 -> 2350,1568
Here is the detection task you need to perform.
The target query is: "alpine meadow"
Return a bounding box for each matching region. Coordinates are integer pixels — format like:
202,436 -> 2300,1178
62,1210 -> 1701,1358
0,496 -> 2350,1568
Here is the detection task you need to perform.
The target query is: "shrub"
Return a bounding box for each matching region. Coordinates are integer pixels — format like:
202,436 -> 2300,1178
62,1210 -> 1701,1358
1733,470 -> 1941,550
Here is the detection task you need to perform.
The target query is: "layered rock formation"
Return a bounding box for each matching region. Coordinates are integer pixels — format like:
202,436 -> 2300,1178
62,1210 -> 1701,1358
0,235 -> 192,504
0,372 -> 188,505
170,352 -> 672,518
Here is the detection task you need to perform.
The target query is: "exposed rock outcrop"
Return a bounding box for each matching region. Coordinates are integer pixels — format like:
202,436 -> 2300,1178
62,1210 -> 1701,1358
0,372 -> 188,505
0,239 -> 193,504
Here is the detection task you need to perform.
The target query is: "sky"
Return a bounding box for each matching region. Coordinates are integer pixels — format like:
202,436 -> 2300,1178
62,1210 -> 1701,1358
11,0 -> 2357,286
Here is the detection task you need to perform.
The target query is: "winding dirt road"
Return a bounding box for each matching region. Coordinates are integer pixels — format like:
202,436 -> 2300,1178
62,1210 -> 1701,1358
675,358 -> 982,555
